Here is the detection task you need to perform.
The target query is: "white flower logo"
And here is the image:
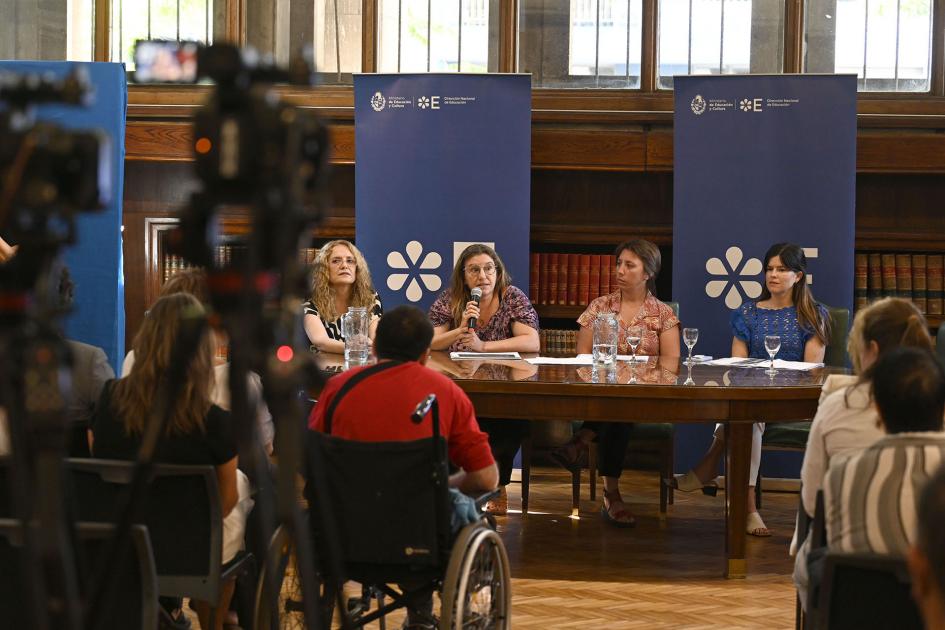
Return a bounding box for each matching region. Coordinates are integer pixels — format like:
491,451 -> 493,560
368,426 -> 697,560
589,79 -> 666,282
739,98 -> 752,112
370,91 -> 386,112
417,96 -> 431,109
387,240 -> 443,302
705,246 -> 763,309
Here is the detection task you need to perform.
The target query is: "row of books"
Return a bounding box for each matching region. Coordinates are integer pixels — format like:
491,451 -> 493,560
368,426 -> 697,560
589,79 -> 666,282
162,245 -> 319,283
528,253 -> 617,306
540,328 -> 578,355
855,253 -> 943,315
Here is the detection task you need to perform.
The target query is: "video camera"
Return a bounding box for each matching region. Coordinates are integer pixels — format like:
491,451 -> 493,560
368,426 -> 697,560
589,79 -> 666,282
0,69 -> 110,252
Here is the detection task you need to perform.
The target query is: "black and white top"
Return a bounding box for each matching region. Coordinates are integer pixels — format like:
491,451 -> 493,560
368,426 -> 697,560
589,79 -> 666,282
302,291 -> 384,342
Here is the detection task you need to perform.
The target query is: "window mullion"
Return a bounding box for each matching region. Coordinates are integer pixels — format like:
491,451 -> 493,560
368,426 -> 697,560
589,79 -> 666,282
933,0 -> 945,95
362,0 -> 378,72
640,0 -> 656,91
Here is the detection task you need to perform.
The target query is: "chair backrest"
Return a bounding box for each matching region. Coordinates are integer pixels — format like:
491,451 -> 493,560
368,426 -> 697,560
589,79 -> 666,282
824,305 -> 850,368
936,322 -> 945,365
666,301 -> 680,319
0,519 -> 158,630
817,551 -> 923,630
305,430 -> 451,578
64,458 -> 223,601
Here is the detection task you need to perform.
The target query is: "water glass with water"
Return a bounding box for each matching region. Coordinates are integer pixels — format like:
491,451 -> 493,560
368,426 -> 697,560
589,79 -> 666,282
627,326 -> 643,361
592,313 -> 618,365
342,306 -> 371,364
764,335 -> 781,375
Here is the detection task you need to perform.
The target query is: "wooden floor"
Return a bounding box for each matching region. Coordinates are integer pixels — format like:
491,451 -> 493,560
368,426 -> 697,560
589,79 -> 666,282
197,467 -> 801,629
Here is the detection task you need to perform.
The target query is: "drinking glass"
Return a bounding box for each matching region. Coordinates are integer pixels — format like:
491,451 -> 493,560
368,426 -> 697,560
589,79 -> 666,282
342,306 -> 371,364
683,327 -> 699,365
627,326 -> 643,362
764,335 -> 781,376
592,313 -> 618,365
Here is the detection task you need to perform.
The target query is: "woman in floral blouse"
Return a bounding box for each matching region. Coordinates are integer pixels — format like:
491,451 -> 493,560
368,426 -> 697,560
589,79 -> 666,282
428,243 -> 539,514
551,239 -> 680,528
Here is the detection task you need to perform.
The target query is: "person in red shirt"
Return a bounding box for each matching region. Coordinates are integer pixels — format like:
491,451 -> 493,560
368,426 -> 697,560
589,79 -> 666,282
309,305 -> 498,496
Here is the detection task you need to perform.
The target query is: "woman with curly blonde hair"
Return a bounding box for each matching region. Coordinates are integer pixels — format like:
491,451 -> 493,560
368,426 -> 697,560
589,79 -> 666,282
303,239 -> 383,354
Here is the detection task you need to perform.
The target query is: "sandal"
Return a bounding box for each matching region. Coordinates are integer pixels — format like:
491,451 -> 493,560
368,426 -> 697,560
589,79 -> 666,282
664,470 -> 718,496
484,486 -> 508,516
601,489 -> 636,528
549,438 -> 587,473
746,511 -> 771,537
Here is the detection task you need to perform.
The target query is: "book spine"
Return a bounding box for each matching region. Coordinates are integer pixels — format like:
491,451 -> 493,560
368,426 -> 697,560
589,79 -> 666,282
567,254 -> 579,306
854,253 -> 868,311
539,253 -> 550,305
548,254 -> 559,306
913,254 -> 927,314
868,253 -> 882,303
589,255 -> 601,301
557,254 -> 569,305
881,254 -> 897,298
896,254 -> 913,300
578,254 -> 591,306
928,255 -> 944,316
529,253 -> 540,304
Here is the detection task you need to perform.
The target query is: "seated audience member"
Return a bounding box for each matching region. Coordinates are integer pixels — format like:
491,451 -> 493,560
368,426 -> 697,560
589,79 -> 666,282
309,305 -> 498,630
794,347 -> 945,609
909,464 -> 945,630
302,239 -> 383,354
123,269 -> 275,455
673,242 -> 829,537
798,298 -> 932,523
428,243 -> 539,514
90,293 -> 253,630
551,238 -> 679,528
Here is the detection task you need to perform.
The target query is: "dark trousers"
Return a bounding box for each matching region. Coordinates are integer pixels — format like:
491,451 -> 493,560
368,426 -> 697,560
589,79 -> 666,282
582,421 -> 634,479
478,418 -> 530,486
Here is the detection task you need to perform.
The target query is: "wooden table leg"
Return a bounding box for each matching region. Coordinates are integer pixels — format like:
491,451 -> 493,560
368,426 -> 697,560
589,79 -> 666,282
725,422 -> 751,579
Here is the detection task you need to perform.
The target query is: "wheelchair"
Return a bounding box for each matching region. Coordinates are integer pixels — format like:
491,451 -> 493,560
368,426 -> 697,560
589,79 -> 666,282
253,394 -> 511,629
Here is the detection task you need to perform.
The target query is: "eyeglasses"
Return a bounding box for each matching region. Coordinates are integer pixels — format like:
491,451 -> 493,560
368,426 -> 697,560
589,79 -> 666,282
329,257 -> 356,267
464,264 -> 497,276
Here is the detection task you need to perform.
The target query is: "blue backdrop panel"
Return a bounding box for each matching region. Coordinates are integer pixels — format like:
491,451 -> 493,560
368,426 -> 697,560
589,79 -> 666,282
354,74 -> 531,312
0,61 -> 127,372
671,75 -> 857,477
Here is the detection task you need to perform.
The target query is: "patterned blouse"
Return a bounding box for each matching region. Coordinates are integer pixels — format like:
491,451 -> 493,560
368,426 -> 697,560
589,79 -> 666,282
577,292 -> 679,356
730,301 -> 827,361
428,285 -> 539,352
302,291 -> 383,343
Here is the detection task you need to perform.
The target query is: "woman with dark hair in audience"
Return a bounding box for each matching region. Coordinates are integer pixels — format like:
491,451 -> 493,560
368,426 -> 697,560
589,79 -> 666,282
428,243 -> 539,514
303,239 -> 383,354
551,239 -> 680,527
671,242 -> 830,537
90,293 -> 252,630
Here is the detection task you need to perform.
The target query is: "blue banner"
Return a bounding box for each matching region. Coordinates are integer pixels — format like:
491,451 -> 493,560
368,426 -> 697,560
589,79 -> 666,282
671,74 -> 857,475
0,61 -> 127,372
354,74 -> 531,311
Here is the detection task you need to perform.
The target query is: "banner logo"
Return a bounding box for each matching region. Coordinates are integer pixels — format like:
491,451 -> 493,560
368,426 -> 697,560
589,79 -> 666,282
418,96 -> 431,109
370,91 -> 386,112
690,95 -> 706,115
705,246 -> 763,309
386,240 -> 443,302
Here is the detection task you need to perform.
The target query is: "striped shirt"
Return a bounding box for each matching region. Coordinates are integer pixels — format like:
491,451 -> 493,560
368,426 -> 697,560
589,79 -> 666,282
824,432 -> 945,554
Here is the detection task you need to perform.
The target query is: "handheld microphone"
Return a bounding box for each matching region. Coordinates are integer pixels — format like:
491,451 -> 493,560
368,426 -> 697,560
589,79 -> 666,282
468,287 -> 482,329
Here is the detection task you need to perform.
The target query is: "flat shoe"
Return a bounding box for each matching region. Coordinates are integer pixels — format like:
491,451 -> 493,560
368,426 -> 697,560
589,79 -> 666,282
665,470 -> 718,496
746,511 -> 771,537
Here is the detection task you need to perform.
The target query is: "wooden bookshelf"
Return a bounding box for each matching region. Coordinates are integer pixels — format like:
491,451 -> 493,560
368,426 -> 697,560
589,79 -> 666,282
534,304 -> 585,320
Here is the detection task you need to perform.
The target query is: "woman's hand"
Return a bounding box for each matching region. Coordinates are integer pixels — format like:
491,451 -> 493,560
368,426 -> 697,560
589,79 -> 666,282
457,328 -> 486,352
462,300 -> 481,327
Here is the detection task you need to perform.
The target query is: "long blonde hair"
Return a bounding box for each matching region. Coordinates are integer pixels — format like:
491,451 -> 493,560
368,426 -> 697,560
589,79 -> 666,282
112,293 -> 216,436
446,244 -> 511,328
309,240 -> 376,322
848,297 -> 933,374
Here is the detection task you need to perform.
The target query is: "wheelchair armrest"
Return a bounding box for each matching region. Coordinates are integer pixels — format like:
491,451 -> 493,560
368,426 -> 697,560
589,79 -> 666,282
473,489 -> 501,510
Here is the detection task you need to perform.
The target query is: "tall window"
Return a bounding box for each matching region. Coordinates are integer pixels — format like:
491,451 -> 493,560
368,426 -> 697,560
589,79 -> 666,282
657,0 -> 784,89
805,0 -> 934,92
377,0 -> 497,73
520,0 -> 644,88
111,0 -> 215,70
0,0 -> 94,60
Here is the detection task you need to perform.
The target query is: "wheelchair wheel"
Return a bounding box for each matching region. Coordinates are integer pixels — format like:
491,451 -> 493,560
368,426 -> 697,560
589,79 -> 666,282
439,523 -> 511,629
253,525 -> 306,630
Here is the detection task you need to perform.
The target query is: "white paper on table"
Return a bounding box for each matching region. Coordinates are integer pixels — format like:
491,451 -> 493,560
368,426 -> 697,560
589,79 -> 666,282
706,357 -> 823,370
449,352 -> 522,361
525,356 -> 595,365
576,353 -> 651,363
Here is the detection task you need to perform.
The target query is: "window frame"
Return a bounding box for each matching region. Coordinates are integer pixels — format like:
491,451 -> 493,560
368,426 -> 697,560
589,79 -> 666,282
103,0 -> 945,125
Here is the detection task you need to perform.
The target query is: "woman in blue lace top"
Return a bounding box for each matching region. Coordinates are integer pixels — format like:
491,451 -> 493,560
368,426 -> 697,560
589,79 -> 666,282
671,243 -> 830,536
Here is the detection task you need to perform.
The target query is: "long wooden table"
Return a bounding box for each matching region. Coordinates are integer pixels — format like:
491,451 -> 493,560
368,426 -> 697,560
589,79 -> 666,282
320,353 -> 842,578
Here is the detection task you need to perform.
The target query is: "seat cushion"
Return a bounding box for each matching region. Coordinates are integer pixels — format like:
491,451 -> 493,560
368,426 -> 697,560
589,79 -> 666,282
762,422 -> 811,449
